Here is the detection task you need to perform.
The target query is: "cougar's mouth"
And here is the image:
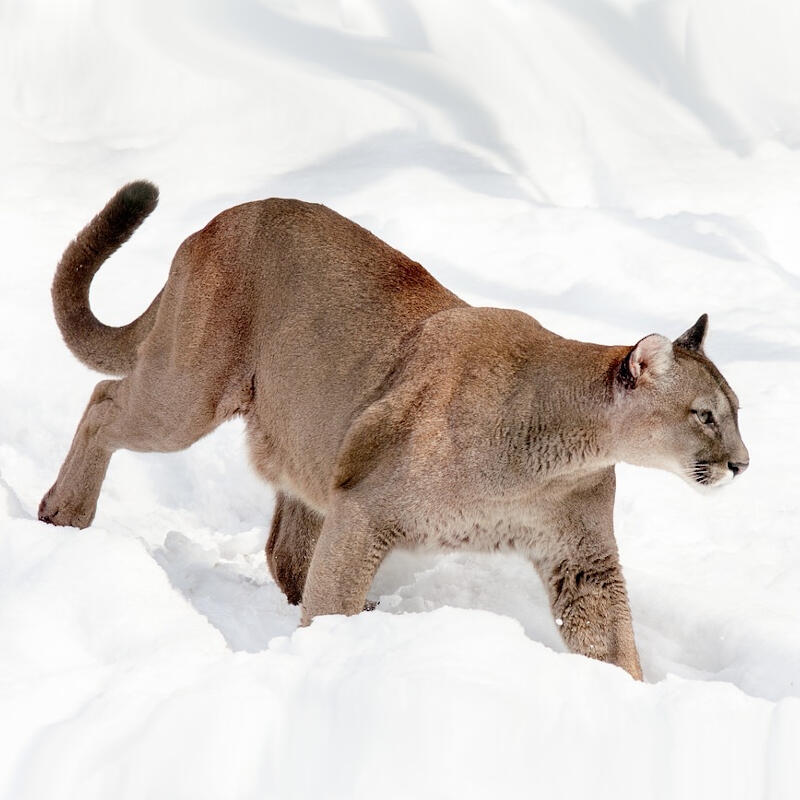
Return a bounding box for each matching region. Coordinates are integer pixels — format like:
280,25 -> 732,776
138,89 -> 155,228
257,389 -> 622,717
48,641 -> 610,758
690,460 -> 713,486
688,460 -> 734,488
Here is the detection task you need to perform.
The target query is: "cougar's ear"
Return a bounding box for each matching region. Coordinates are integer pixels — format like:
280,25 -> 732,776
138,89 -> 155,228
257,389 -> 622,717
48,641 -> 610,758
674,313 -> 708,352
617,334 -> 674,390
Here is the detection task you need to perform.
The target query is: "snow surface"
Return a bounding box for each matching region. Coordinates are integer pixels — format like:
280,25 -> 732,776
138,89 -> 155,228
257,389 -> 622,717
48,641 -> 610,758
2,1 -> 800,798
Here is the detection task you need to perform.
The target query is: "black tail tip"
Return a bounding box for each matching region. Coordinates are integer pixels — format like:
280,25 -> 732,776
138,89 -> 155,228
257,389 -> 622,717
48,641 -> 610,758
117,180 -> 159,214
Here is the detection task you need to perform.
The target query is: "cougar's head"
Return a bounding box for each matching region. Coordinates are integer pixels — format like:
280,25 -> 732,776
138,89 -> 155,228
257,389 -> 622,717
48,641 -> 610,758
614,314 -> 749,488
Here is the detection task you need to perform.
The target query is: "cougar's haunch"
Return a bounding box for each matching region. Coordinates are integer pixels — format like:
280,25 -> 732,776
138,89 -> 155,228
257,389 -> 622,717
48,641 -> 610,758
40,182 -> 750,679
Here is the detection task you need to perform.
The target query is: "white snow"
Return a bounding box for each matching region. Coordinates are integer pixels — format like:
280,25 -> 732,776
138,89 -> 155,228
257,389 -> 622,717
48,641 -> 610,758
2,1 -> 800,798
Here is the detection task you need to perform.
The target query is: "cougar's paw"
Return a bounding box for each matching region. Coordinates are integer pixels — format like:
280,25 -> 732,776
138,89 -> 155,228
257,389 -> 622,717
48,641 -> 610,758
38,487 -> 95,529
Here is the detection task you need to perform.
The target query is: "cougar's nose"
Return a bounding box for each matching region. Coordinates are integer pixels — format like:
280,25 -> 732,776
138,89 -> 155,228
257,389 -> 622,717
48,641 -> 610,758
728,461 -> 749,477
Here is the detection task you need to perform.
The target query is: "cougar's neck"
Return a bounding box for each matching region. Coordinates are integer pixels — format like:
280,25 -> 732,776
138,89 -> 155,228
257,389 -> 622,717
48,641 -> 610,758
503,341 -> 627,479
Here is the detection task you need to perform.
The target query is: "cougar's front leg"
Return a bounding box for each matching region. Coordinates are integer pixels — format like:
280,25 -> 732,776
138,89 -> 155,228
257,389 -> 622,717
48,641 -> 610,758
300,490 -> 397,625
535,467 -> 643,680
266,492 -> 324,605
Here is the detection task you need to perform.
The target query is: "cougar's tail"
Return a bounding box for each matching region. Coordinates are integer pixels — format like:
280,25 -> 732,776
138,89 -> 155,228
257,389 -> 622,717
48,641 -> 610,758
51,180 -> 163,376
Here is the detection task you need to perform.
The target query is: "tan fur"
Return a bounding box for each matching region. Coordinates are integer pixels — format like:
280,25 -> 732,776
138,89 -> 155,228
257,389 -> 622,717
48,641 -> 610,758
40,182 -> 750,679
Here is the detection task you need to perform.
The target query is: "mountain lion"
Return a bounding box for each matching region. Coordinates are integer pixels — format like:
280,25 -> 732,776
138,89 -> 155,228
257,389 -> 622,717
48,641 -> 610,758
40,182 -> 749,679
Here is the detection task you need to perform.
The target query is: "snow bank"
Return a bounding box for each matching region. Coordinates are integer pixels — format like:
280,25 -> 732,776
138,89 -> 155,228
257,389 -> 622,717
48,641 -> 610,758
1,1 -> 800,798
3,522 -> 799,799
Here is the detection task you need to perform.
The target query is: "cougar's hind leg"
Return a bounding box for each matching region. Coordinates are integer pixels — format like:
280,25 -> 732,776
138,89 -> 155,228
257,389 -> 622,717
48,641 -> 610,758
266,492 -> 324,605
39,379 -> 121,528
39,365 -> 233,529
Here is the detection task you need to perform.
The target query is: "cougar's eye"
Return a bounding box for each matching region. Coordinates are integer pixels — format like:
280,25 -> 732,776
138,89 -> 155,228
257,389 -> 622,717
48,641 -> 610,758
692,409 -> 715,426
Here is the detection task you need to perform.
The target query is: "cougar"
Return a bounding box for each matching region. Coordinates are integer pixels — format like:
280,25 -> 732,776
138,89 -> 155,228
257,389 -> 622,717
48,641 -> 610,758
40,181 -> 749,679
